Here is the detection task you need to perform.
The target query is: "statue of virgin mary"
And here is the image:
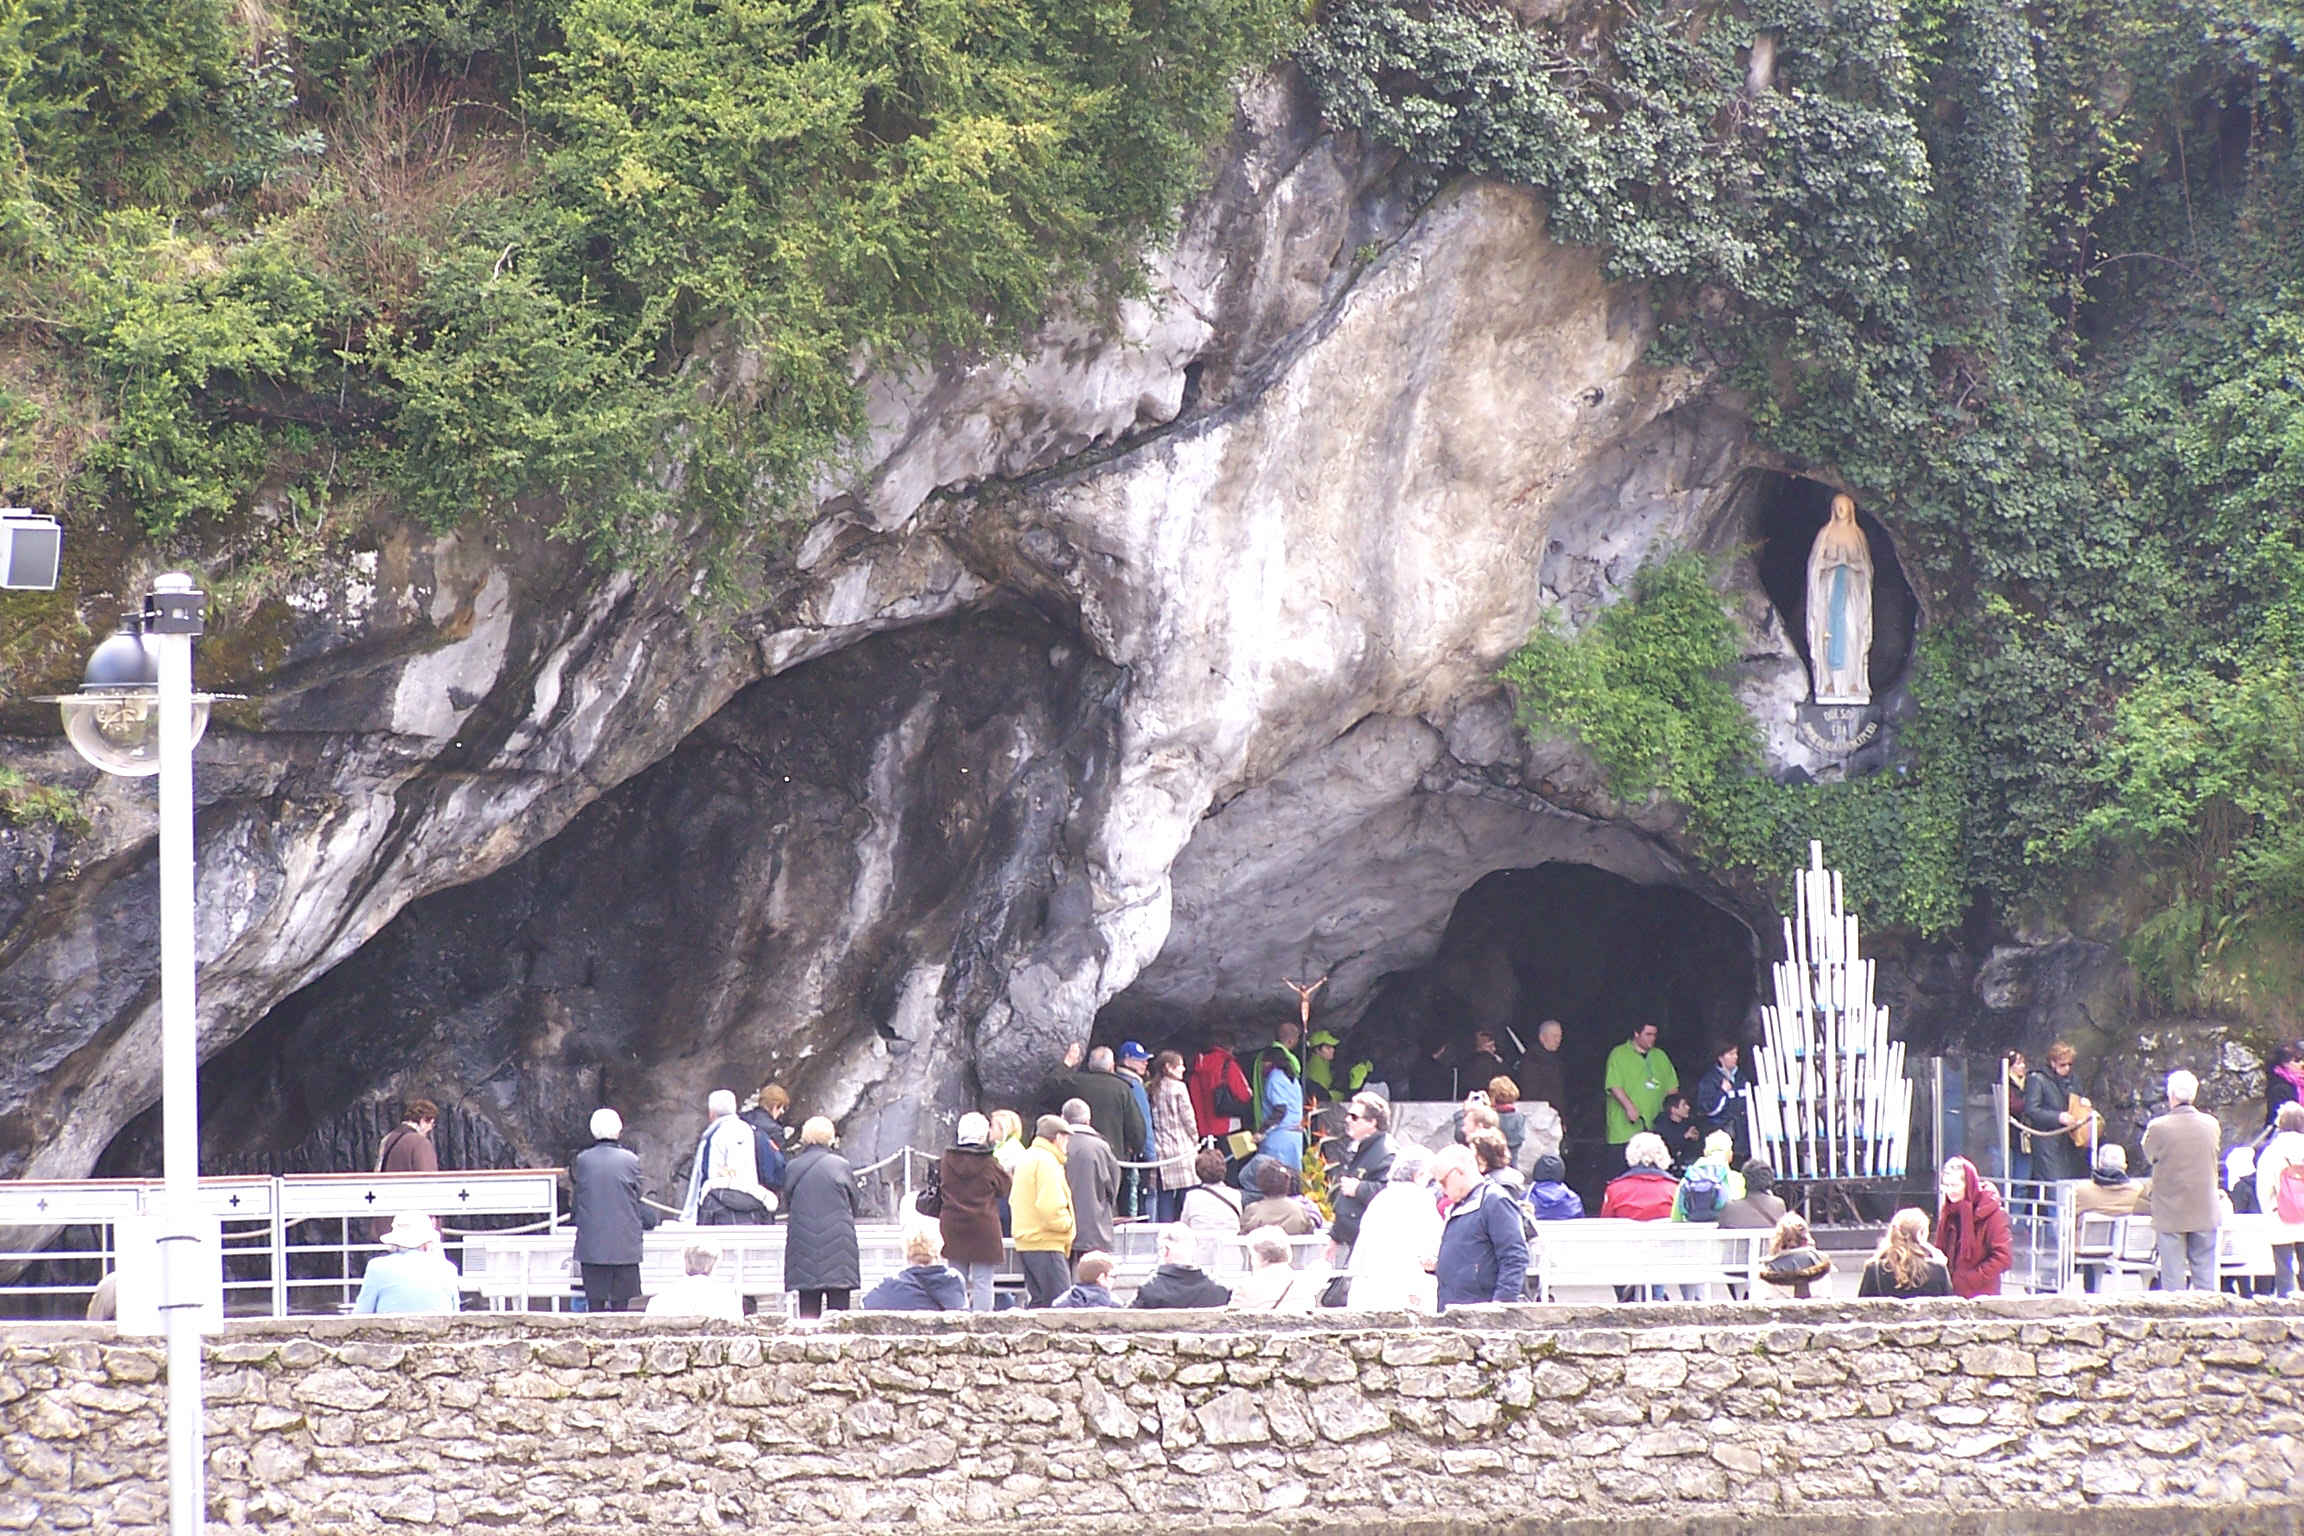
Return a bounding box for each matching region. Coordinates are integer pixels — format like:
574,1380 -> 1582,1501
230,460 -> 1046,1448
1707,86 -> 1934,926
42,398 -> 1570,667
1805,494 -> 1874,705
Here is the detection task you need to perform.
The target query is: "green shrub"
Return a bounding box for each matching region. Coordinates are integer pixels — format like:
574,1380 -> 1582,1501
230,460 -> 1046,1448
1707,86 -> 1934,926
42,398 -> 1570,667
69,223 -> 354,535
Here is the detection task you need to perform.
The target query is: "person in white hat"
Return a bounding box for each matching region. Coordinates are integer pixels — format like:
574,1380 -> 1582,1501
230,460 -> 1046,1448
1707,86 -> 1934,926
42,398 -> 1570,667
353,1212 -> 461,1314
571,1107 -> 656,1313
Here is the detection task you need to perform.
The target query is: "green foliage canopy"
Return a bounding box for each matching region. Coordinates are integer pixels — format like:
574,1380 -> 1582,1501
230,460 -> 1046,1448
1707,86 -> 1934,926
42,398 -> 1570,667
0,0 -> 1297,553
1315,0 -> 2304,1007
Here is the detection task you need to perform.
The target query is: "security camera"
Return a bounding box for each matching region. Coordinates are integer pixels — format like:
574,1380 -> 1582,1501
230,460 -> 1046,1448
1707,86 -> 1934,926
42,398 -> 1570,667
1,509 -> 61,590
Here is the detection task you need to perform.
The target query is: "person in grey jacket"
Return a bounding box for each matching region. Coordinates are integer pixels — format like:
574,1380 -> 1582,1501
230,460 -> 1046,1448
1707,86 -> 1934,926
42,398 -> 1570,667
570,1108 -> 656,1313
1060,1098 -> 1121,1259
781,1117 -> 861,1316
2142,1069 -> 2225,1291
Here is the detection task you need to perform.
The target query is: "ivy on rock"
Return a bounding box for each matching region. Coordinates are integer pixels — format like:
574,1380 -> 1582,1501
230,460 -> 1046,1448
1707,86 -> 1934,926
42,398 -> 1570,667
1332,0 -> 2304,1014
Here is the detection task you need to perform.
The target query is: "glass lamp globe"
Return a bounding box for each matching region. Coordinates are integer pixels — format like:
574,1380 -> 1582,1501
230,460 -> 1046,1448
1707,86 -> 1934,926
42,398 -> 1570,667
54,617 -> 211,776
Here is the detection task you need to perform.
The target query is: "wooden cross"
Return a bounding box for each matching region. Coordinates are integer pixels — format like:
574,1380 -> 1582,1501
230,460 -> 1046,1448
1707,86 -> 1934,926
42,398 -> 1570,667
1283,975 -> 1328,1028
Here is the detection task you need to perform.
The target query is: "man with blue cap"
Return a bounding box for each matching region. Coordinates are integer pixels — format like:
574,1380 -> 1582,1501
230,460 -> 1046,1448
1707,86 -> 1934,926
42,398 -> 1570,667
1117,1041 -> 1157,1218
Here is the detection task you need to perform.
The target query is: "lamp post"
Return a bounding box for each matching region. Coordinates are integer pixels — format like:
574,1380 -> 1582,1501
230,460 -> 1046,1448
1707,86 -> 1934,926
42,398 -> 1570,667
48,573 -> 218,1536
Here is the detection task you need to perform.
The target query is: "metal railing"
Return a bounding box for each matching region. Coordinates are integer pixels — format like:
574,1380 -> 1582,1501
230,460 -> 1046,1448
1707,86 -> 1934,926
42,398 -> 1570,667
1995,1177 -> 2074,1295
0,1171 -> 563,1320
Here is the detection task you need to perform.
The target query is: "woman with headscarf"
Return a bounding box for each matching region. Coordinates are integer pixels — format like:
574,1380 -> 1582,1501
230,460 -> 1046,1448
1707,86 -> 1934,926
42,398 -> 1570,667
2268,1043 -> 2304,1128
938,1111 -> 1011,1312
1933,1156 -> 2013,1297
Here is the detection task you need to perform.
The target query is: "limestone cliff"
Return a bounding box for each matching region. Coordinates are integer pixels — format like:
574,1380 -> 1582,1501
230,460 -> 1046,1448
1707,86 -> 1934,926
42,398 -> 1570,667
0,77 -> 2107,1196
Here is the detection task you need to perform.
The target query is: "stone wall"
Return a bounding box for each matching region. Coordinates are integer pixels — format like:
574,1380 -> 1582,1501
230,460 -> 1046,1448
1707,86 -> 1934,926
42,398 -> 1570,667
3,1297 -> 2302,1533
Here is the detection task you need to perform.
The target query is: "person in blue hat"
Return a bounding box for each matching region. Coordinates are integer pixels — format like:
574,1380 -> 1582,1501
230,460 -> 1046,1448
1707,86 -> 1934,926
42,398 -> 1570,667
1117,1041 -> 1158,1218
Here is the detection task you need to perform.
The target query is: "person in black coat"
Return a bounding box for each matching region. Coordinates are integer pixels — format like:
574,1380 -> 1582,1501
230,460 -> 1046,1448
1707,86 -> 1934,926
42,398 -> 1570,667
1131,1227 -> 1231,1309
1045,1045 -> 1149,1164
1327,1093 -> 1395,1259
2022,1043 -> 2089,1182
569,1108 -> 656,1313
859,1231 -> 968,1311
781,1117 -> 861,1316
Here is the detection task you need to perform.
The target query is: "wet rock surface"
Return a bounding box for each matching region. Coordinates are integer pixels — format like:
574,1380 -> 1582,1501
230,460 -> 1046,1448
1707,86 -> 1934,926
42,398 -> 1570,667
0,73 -> 2167,1185
102,609 -> 1121,1190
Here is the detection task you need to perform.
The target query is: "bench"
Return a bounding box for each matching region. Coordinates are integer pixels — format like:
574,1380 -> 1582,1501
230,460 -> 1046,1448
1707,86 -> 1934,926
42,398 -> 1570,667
1527,1220 -> 1772,1301
2085,1212 -> 2283,1291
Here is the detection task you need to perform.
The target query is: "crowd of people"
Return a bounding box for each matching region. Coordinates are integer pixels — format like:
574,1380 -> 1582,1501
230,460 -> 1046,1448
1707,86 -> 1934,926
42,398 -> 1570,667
345,1022 -> 2304,1317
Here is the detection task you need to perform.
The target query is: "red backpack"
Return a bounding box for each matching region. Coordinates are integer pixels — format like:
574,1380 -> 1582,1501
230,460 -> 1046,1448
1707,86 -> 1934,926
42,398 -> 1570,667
2276,1161 -> 2304,1225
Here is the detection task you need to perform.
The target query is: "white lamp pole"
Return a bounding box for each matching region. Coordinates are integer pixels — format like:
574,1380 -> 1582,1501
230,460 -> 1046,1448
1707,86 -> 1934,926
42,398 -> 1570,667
150,573 -> 205,1536
46,572 -> 217,1536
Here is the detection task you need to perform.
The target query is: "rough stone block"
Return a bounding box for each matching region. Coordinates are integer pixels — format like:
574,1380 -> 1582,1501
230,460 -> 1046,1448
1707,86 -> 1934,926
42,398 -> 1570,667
1960,1345 -> 2037,1379
1307,1385 -> 1391,1442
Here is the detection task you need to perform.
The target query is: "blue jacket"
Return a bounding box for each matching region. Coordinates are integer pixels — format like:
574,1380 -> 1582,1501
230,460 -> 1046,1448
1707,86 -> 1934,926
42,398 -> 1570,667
1434,1181 -> 1529,1309
1050,1282 -> 1120,1309
1257,1069 -> 1305,1171
353,1250 -> 460,1314
1528,1180 -> 1585,1221
1120,1073 -> 1156,1161
858,1264 -> 967,1312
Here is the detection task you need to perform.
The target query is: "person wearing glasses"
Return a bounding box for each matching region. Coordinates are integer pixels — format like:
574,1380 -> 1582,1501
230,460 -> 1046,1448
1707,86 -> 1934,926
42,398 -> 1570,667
1327,1092 -> 1396,1265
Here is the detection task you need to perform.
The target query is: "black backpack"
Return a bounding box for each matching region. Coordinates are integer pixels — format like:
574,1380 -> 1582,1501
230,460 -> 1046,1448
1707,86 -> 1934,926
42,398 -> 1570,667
740,1109 -> 786,1191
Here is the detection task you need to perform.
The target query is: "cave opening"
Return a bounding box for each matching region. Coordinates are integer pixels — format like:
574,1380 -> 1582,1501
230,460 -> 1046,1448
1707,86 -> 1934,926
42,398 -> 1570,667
1350,865 -> 1757,1103
1748,472 -> 1919,698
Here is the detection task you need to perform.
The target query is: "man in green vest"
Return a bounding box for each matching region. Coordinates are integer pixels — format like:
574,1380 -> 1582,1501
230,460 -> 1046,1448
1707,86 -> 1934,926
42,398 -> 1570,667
1604,1022 -> 1678,1146
1304,1030 -> 1372,1101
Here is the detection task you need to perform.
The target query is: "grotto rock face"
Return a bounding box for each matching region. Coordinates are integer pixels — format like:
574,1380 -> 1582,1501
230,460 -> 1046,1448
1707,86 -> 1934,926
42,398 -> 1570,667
4,72 -> 2047,1186
107,610 -> 1121,1189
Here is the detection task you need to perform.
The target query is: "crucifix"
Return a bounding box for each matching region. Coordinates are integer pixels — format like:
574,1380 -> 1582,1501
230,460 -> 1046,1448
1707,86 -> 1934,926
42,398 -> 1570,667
1283,974 -> 1328,1028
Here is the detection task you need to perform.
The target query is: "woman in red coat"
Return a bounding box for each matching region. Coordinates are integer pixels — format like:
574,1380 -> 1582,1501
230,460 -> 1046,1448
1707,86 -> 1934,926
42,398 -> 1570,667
1933,1155 -> 2012,1297
1600,1132 -> 1680,1221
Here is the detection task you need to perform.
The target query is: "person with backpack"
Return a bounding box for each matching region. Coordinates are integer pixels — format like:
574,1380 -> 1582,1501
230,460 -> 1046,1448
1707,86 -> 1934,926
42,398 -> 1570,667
1188,1040 -> 1253,1142
738,1082 -> 791,1202
1672,1132 -> 1744,1223
679,1090 -> 774,1226
2255,1102 -> 2304,1295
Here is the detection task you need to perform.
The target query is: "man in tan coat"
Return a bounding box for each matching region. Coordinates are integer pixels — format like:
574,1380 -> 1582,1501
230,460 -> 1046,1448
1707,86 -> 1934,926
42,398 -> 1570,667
2141,1069 -> 2223,1291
